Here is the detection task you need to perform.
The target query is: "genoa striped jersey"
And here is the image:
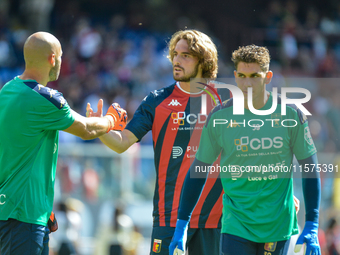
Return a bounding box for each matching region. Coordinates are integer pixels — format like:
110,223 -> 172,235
126,82 -> 230,228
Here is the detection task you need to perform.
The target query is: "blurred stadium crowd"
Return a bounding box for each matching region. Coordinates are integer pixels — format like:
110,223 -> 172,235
1,0 -> 340,254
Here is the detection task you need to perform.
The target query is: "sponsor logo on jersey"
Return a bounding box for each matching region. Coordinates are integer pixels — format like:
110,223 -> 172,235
0,194 -> 6,205
264,242 -> 277,252
152,239 -> 162,253
172,146 -> 183,159
168,99 -> 182,106
171,112 -> 207,126
230,165 -> 243,180
234,136 -> 283,152
186,146 -> 198,153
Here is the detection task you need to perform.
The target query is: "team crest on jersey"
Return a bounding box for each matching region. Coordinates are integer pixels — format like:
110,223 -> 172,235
271,113 -> 282,128
264,242 -> 277,252
152,239 -> 162,253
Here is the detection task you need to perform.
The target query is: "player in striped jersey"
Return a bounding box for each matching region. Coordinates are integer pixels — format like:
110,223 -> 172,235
169,45 -> 321,255
87,30 -> 230,255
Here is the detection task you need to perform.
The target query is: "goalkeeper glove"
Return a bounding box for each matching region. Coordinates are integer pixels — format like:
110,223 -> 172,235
169,219 -> 188,255
47,211 -> 58,233
294,221 -> 321,255
105,103 -> 127,132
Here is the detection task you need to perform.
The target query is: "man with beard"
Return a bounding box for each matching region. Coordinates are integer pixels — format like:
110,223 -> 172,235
87,29 -> 229,255
0,32 -> 126,255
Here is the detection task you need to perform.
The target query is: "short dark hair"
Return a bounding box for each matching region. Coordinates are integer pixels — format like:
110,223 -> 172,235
231,45 -> 270,72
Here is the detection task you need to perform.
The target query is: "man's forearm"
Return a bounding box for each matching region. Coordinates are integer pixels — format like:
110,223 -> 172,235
99,129 -> 138,154
84,116 -> 112,138
298,154 -> 321,222
99,131 -> 126,153
64,111 -> 112,140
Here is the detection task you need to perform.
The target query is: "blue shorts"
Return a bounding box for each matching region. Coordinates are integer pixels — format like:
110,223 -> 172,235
221,233 -> 290,255
0,219 -> 50,255
150,226 -> 220,255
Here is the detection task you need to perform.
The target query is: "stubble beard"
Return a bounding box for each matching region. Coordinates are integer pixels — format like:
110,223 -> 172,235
49,63 -> 60,82
173,63 -> 200,82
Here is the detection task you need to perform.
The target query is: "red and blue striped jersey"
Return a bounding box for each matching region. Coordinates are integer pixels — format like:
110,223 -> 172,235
126,82 -> 230,228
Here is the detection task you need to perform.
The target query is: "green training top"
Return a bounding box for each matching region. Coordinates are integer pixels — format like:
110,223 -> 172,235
0,77 -> 75,226
196,92 -> 317,242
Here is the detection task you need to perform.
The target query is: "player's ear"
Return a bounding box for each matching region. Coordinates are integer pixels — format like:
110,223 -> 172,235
265,71 -> 273,84
48,53 -> 56,66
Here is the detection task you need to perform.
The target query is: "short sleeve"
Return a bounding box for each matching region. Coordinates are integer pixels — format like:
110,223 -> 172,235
27,86 -> 75,131
290,109 -> 317,160
126,92 -> 156,141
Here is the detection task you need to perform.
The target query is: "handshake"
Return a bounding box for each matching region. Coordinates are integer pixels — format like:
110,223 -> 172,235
86,100 -> 128,132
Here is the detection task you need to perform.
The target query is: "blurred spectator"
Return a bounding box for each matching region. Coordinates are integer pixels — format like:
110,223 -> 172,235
319,227 -> 330,255
0,33 -> 14,67
326,218 -> 340,255
20,0 -> 55,31
95,202 -> 143,255
50,199 -> 83,255
82,168 -> 100,202
73,18 -> 102,61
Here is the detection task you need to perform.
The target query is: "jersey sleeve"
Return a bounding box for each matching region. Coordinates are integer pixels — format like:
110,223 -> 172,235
290,108 -> 317,160
125,92 -> 156,141
195,109 -> 222,164
27,86 -> 75,131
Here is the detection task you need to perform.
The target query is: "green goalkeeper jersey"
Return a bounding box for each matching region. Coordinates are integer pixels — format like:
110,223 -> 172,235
0,77 -> 75,226
196,92 -> 317,242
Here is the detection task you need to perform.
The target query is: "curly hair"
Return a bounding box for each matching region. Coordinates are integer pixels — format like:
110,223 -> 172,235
231,45 -> 270,72
167,30 -> 218,79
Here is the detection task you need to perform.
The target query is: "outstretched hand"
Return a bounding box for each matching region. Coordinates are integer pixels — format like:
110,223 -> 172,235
86,99 -> 104,118
86,99 -> 127,132
105,103 -> 128,131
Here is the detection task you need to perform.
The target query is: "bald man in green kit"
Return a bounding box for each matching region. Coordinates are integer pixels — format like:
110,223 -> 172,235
0,32 -> 122,255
